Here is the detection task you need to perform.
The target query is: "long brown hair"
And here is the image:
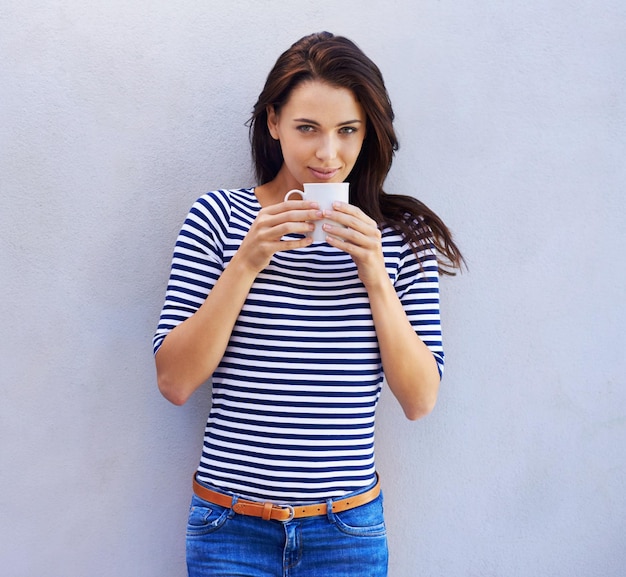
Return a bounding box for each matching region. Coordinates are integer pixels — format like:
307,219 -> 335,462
249,32 -> 464,274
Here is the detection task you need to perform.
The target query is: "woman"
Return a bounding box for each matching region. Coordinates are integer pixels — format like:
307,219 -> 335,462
154,31 -> 463,577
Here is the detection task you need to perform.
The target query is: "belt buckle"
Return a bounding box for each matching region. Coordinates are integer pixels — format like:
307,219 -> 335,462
277,504 -> 295,522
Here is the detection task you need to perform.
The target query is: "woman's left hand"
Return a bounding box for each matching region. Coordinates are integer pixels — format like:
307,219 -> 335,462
321,202 -> 388,288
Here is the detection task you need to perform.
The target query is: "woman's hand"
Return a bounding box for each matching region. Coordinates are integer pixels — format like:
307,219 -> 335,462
237,200 -> 323,273
321,202 -> 388,288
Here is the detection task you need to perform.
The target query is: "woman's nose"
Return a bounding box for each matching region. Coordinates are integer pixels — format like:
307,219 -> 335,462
315,135 -> 338,161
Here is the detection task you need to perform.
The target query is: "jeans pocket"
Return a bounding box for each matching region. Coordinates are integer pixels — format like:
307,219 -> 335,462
186,495 -> 231,537
332,492 -> 387,538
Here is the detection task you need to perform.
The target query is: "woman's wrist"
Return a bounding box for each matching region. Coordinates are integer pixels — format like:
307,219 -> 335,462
228,246 -> 265,280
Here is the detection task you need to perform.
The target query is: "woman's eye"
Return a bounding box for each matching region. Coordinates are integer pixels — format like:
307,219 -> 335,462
339,126 -> 358,135
297,125 -> 315,133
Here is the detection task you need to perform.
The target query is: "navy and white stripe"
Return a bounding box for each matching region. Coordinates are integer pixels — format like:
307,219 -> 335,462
153,188 -> 443,502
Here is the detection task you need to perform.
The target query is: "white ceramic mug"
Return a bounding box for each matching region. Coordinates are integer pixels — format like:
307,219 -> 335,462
284,182 -> 349,243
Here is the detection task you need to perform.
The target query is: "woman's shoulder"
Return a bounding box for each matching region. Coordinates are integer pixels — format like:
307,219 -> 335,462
194,187 -> 256,207
381,218 -> 437,267
188,187 -> 257,219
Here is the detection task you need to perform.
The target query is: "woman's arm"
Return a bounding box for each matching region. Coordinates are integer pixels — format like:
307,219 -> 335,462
155,251 -> 258,405
363,277 -> 440,420
155,199 -> 322,405
322,202 -> 441,420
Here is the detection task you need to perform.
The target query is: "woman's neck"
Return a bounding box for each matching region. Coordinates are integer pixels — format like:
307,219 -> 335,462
255,166 -> 301,207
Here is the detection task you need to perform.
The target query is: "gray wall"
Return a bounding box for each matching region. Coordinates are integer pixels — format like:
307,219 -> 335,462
2,1 -> 625,576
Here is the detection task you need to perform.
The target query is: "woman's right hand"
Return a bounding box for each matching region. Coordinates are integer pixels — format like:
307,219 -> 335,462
236,200 -> 322,273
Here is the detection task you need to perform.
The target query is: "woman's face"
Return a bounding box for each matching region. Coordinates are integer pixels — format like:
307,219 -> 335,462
267,80 -> 366,188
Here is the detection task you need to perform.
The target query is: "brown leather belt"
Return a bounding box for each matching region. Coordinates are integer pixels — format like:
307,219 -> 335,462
192,474 -> 381,522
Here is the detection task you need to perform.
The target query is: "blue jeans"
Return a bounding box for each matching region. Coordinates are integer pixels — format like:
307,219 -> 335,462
186,479 -> 388,577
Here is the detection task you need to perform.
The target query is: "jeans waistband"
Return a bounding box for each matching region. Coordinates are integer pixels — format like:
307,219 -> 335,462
192,474 -> 381,522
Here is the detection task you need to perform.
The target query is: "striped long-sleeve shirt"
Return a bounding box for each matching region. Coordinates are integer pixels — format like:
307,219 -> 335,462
153,188 -> 443,502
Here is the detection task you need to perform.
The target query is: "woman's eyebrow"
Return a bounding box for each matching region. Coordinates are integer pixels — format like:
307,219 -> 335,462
293,117 -> 363,127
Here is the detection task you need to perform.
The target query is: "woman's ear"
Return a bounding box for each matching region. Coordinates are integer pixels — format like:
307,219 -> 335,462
267,105 -> 280,140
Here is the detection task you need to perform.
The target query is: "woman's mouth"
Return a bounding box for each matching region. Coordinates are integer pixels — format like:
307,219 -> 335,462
308,167 -> 340,181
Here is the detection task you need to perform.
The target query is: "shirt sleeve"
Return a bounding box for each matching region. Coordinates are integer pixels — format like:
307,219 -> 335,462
152,192 -> 230,355
394,230 -> 445,378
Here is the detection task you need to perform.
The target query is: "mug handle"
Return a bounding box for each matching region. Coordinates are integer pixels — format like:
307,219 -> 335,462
284,189 -> 304,201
